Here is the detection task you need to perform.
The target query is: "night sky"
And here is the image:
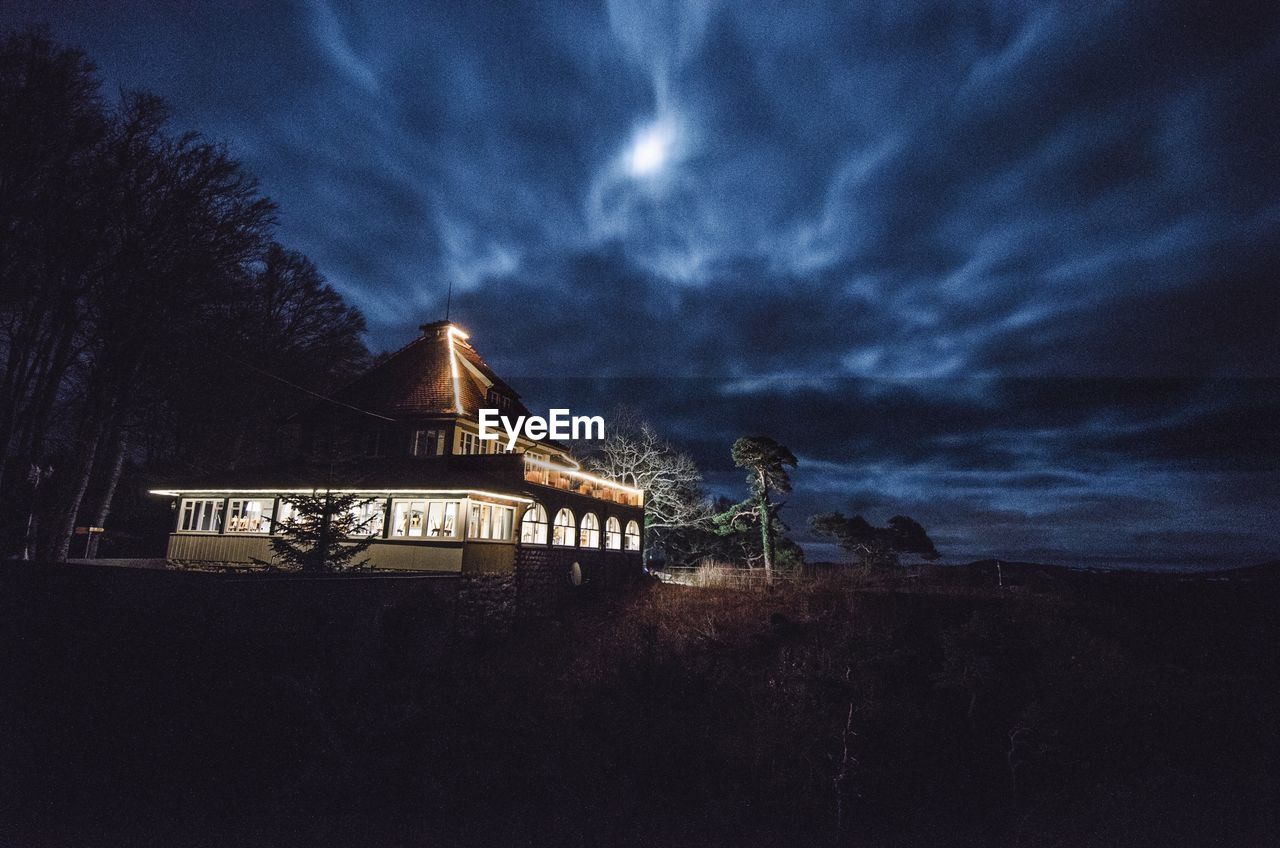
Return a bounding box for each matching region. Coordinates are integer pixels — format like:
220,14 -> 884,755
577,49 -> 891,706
13,1 -> 1279,567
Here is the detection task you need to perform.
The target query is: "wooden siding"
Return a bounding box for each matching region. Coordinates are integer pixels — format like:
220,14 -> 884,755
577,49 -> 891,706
167,534 -> 272,565
166,534 -> 465,573
366,541 -> 463,572
461,542 -> 516,574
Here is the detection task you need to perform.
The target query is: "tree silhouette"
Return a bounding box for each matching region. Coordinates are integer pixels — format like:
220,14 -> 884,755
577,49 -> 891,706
809,511 -> 939,567
716,436 -> 797,582
258,491 -> 380,574
0,30 -> 368,559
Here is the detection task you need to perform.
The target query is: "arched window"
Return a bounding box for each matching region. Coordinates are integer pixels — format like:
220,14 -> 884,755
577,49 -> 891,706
579,512 -> 600,548
605,516 -> 622,550
520,503 -> 548,544
624,520 -> 641,551
552,508 -> 576,547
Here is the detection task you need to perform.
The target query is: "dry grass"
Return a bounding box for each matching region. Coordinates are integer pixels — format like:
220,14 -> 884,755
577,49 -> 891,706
7,561 -> 1279,847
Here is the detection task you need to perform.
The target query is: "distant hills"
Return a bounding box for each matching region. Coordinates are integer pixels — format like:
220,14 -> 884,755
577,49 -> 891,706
950,556 -> 1280,587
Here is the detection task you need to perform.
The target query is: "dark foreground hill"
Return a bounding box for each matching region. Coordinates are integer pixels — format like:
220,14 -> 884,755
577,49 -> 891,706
2,561 -> 1278,847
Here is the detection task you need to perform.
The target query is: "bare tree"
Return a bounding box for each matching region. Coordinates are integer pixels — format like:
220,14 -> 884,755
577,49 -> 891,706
0,30 -> 369,560
581,407 -> 712,561
0,31 -> 109,509
46,93 -> 275,561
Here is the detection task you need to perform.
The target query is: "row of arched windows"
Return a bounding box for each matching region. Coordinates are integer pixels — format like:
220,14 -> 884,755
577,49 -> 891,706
520,503 -> 640,551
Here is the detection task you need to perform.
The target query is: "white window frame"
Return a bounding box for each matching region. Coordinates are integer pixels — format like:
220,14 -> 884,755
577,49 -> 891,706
605,516 -> 622,550
390,498 -> 461,539
459,431 -> 477,455
274,501 -> 294,532
521,503 -> 548,544
552,508 -> 576,547
179,498 -> 224,533
625,520 -> 641,551
468,501 -> 514,541
579,512 -> 600,549
225,498 -> 273,534
347,499 -> 386,538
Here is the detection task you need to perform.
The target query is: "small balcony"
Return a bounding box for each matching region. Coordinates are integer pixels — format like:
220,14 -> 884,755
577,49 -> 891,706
523,457 -> 643,507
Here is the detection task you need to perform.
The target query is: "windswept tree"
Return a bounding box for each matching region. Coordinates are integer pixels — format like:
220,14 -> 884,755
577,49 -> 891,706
707,494 -> 804,572
809,511 -> 938,567
716,436 -> 797,582
581,408 -> 712,562
258,491 -> 380,573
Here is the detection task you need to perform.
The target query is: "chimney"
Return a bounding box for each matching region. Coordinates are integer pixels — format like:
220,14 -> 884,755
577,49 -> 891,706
419,320 -> 452,339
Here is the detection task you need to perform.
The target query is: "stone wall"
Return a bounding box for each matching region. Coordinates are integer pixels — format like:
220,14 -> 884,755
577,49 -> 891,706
514,545 -> 563,618
455,571 -> 517,638
514,546 -> 644,618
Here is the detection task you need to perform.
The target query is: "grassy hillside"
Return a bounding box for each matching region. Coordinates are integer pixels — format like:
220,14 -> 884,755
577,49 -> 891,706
1,562 -> 1277,846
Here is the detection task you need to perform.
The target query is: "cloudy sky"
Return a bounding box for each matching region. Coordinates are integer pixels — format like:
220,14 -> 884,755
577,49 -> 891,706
17,0 -> 1280,567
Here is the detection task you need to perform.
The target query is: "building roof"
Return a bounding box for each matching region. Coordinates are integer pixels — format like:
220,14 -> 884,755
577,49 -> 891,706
332,321 -> 531,420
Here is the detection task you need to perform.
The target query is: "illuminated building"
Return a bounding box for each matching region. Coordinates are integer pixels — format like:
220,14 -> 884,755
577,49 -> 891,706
152,321 -> 644,594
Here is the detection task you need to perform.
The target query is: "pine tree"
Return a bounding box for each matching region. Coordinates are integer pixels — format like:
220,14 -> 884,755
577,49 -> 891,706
716,436 -> 798,583
257,491 -> 380,573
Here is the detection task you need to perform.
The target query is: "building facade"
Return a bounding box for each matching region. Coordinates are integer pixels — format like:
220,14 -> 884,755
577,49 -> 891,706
152,322 -> 645,594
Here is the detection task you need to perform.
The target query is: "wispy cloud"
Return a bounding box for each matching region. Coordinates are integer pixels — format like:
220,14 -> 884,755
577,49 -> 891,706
307,0 -> 379,93
25,0 -> 1280,566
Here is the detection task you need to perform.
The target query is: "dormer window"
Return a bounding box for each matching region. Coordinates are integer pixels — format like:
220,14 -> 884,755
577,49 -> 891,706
486,389 -> 512,411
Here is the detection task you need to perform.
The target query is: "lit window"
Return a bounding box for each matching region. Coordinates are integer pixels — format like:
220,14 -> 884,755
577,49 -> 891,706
624,520 -> 641,551
521,503 -> 548,544
605,516 -> 622,550
347,499 -> 385,537
468,502 -> 514,540
524,452 -> 548,484
179,498 -> 224,533
226,498 -> 274,534
552,508 -> 576,547
390,499 -> 460,538
579,512 -> 600,548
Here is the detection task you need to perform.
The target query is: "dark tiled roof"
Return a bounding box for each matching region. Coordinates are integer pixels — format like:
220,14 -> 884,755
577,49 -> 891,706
332,322 -> 531,419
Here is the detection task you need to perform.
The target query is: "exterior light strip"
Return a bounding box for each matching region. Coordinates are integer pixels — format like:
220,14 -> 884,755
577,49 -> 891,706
521,457 -> 645,496
447,325 -> 467,415
149,488 -> 533,504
